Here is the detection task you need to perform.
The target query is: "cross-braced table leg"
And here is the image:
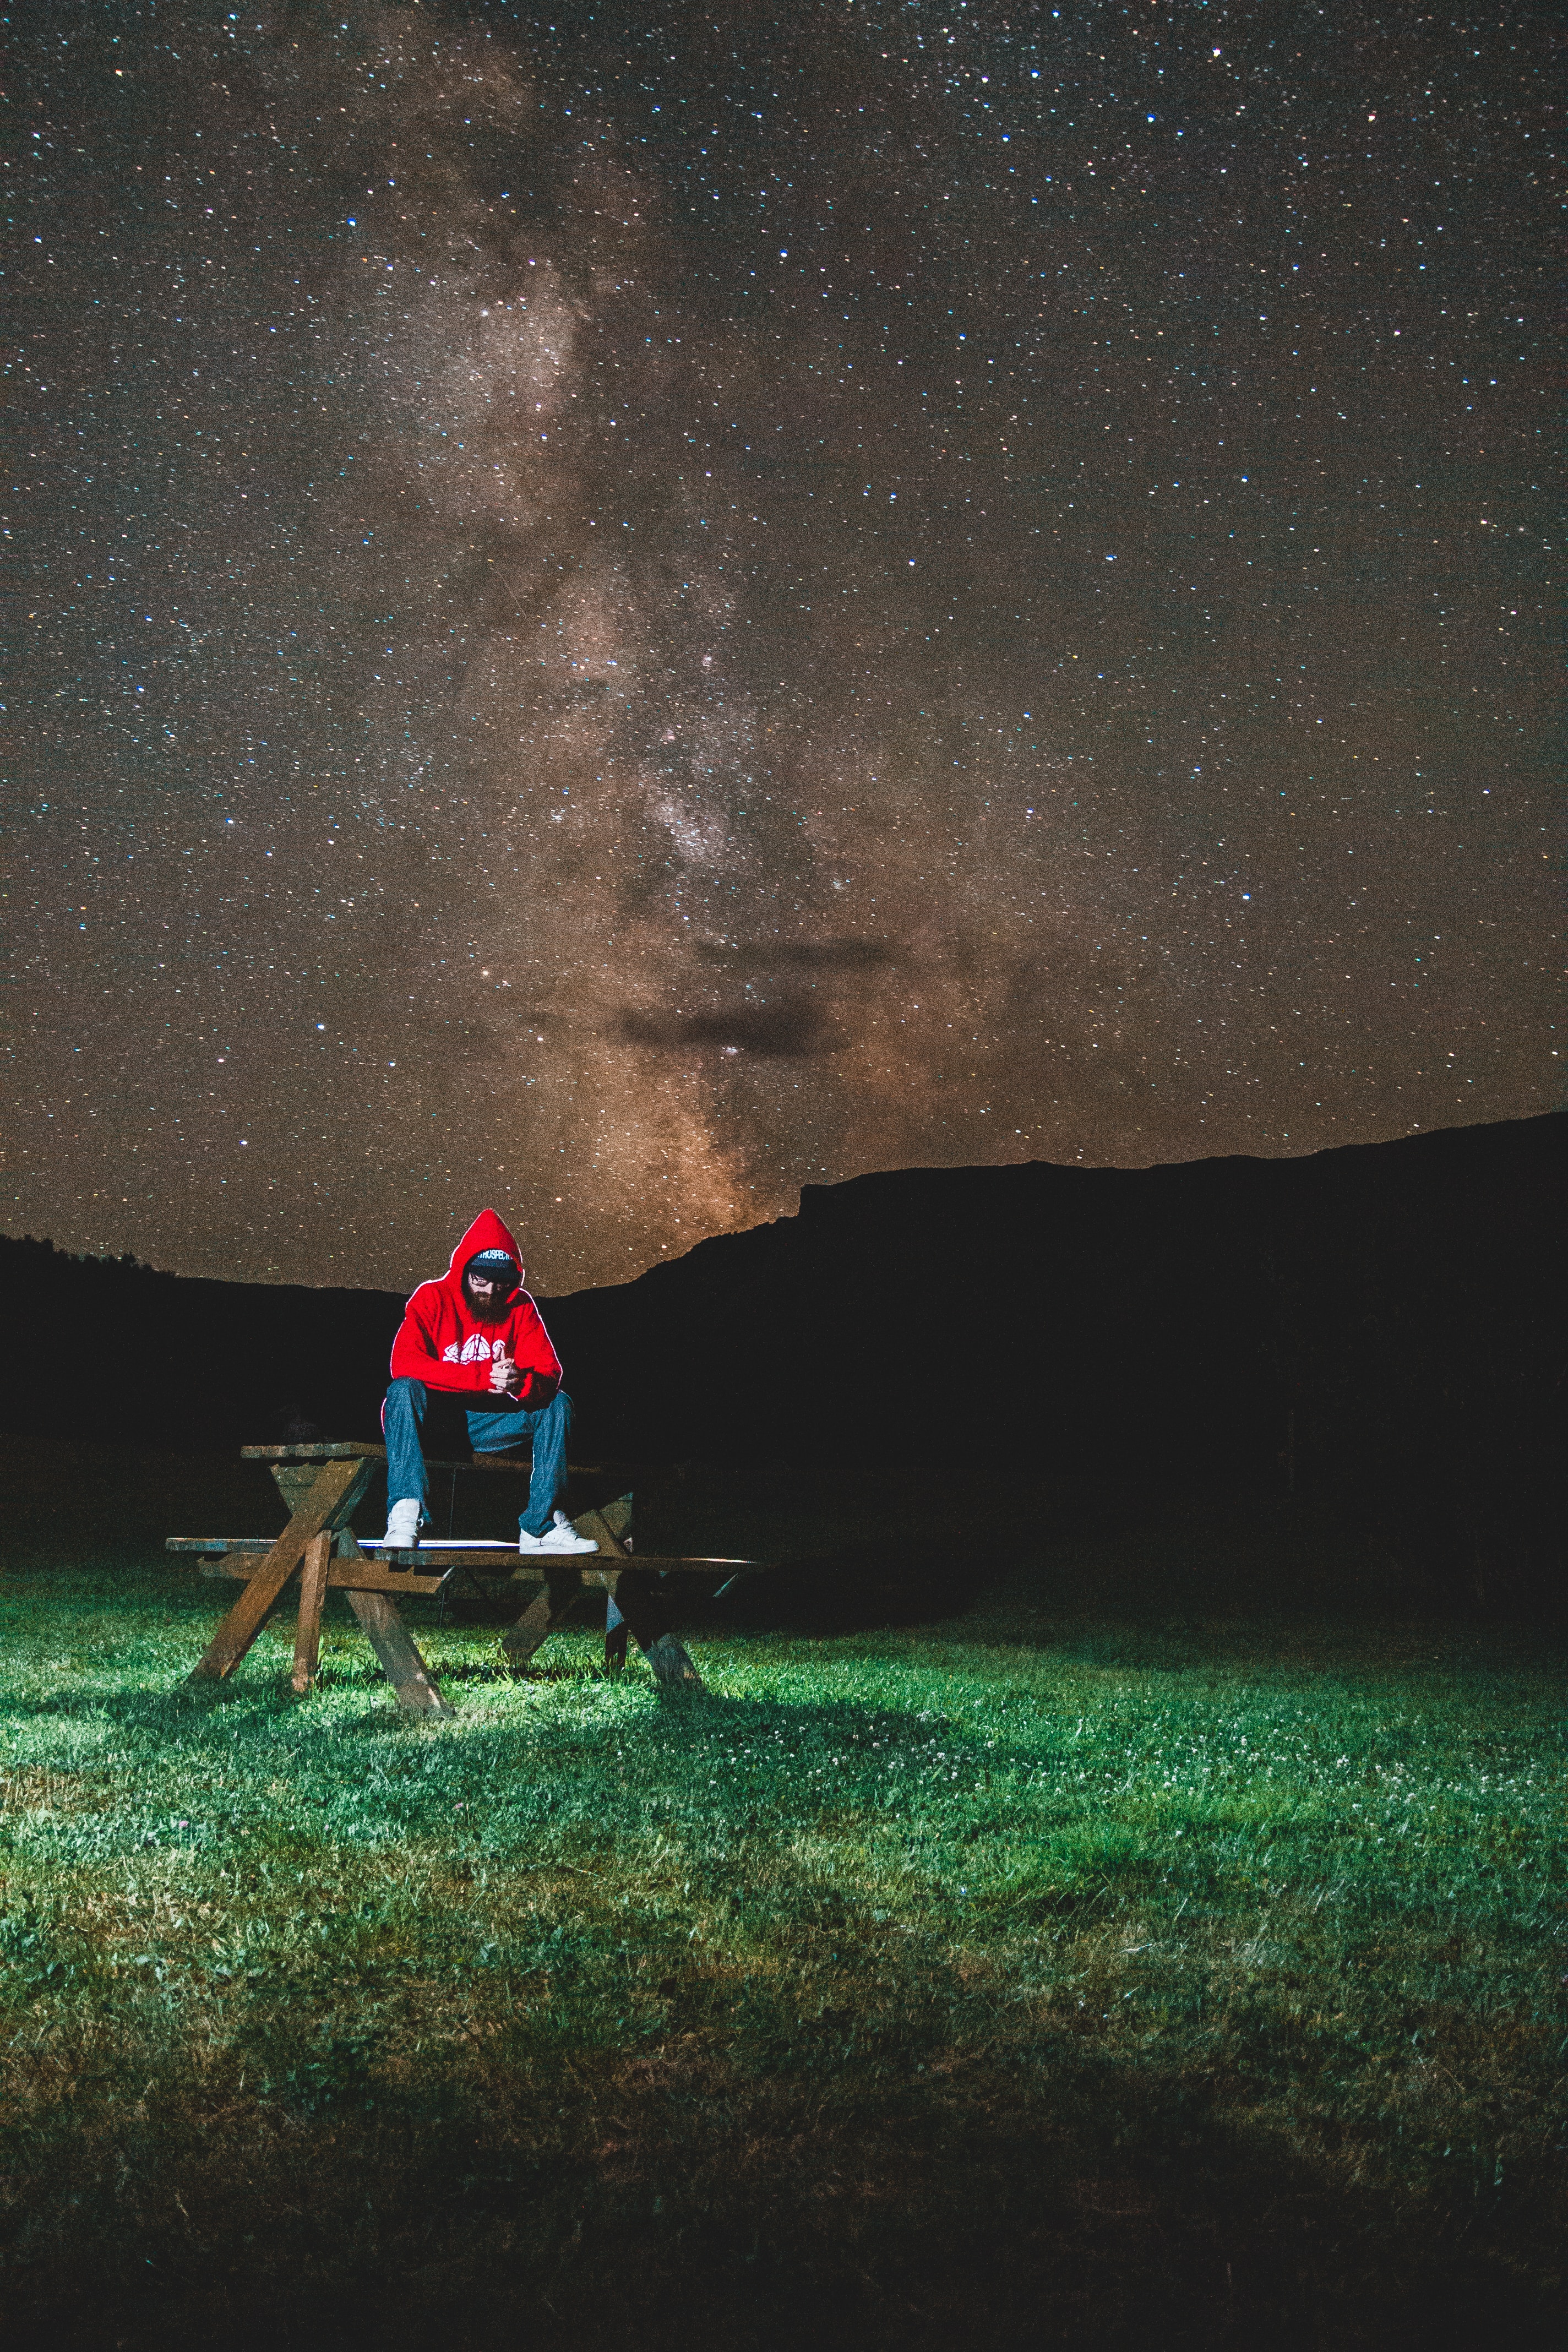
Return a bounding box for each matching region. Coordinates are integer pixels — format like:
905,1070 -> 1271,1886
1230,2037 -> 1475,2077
343,1588 -> 453,1715
188,1456 -> 373,1686
187,1457 -> 453,1715
291,1532 -> 333,1693
603,1567 -> 703,1690
499,1500 -> 704,1690
328,1528 -> 451,1715
501,1569 -> 589,1668
581,1503 -> 702,1690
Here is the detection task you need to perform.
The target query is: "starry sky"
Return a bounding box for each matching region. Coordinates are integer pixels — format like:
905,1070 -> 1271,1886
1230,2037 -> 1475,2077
8,1 -> 1558,1290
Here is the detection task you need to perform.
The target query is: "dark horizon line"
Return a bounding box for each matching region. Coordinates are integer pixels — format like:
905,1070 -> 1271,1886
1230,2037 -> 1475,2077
5,1106 -> 1560,1300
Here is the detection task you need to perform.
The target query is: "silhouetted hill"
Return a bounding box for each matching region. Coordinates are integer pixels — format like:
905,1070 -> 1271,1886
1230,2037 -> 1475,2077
0,1245 -> 406,1448
546,1112 -> 1562,1589
3,1113 -> 1561,1592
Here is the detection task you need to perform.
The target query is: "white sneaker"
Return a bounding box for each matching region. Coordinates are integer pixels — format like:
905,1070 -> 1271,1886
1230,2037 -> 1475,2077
383,1498 -> 421,1549
519,1516 -> 598,1555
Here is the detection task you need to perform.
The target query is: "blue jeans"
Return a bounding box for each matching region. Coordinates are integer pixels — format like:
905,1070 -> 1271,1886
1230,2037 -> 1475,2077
383,1376 -> 573,1538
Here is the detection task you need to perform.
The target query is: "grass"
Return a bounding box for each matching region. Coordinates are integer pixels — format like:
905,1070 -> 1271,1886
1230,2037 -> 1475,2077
0,1437 -> 1564,2349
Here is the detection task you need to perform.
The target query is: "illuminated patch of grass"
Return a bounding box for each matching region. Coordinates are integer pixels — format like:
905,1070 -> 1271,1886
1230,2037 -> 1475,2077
0,1497 -> 1564,2349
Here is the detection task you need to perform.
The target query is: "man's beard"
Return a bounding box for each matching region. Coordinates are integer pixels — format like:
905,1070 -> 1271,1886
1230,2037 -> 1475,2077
465,1284 -> 516,1325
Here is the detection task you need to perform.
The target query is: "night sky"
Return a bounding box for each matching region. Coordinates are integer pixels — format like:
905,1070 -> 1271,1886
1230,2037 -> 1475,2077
9,2 -> 1557,1290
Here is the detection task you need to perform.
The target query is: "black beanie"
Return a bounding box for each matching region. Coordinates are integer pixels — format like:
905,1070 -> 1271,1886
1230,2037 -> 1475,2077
466,1248 -> 520,1283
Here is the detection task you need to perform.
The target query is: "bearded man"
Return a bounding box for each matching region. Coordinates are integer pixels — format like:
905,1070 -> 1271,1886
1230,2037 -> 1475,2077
379,1208 -> 598,1556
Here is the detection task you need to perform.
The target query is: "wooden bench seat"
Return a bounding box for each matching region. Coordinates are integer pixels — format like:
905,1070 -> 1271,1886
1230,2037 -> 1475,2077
178,1543 -> 755,1598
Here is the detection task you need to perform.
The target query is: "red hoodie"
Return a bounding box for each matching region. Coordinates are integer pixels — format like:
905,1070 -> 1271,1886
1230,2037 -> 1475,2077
389,1208 -> 563,1407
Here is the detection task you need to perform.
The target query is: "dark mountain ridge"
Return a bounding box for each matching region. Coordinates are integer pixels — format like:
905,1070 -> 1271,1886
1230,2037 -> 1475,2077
4,1113 -> 1561,1587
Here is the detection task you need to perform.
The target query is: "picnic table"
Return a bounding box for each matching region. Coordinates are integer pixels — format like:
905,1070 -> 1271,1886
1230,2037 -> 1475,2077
166,1441 -> 758,1716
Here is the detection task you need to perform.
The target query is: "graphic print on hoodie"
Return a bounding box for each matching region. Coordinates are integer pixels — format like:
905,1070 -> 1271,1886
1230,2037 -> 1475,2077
388,1208 -> 563,1407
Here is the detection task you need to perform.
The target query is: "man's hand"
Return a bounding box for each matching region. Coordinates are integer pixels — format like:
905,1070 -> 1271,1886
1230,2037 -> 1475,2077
488,1346 -> 521,1396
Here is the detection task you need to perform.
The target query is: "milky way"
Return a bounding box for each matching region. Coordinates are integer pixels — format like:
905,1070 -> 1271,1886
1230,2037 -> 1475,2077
8,2 -> 1558,1288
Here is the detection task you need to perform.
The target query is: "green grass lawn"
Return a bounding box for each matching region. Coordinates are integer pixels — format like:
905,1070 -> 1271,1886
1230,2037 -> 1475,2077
0,1440 -> 1564,2349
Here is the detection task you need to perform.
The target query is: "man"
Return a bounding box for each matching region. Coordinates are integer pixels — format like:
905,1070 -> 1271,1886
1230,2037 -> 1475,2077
379,1208 -> 598,1556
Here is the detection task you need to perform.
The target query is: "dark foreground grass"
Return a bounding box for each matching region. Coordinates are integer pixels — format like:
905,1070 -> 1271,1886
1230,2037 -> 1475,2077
0,1440 -> 1564,2350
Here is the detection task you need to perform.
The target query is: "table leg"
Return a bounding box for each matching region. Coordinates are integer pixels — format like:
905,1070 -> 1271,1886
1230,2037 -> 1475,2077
344,1589 -> 453,1716
493,1498 -> 699,1688
609,1570 -> 704,1691
291,1532 -> 332,1694
188,1456 -> 372,1685
501,1570 -> 587,1667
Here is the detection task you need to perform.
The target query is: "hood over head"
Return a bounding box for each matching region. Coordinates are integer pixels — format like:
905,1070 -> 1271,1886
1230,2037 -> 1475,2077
443,1207 -> 525,1292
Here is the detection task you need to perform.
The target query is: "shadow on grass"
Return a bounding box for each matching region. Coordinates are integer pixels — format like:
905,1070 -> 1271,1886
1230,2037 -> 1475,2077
4,1458 -> 1564,2345
3,1959 -> 1560,2352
